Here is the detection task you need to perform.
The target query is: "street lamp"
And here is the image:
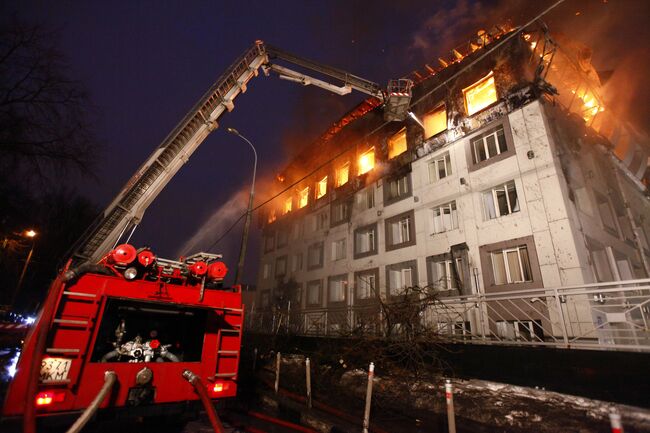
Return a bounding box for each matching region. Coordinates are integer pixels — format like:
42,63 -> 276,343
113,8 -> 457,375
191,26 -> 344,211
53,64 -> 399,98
227,128 -> 257,286
12,229 -> 38,309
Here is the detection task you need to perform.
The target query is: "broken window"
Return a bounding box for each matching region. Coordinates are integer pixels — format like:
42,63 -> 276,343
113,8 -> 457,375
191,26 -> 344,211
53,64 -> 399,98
471,124 -> 507,164
463,71 -> 497,115
316,175 -> 328,199
388,128 -> 407,159
491,245 -> 532,285
427,256 -> 466,291
423,104 -> 447,138
358,147 -> 375,175
483,181 -> 519,220
428,152 -> 452,182
336,162 -> 350,187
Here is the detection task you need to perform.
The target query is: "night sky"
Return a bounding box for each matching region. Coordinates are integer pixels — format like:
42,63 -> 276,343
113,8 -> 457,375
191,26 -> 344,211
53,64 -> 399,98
2,0 -> 649,286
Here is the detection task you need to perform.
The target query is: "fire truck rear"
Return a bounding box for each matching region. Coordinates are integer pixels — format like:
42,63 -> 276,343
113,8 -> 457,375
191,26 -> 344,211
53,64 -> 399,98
3,244 -> 241,426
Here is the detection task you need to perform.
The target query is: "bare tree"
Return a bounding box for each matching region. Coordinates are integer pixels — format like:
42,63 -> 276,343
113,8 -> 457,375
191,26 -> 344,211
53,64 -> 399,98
0,23 -> 98,185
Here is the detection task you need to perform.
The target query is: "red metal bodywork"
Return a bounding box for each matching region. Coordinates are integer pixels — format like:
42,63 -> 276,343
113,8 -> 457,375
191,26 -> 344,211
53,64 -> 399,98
3,266 -> 243,419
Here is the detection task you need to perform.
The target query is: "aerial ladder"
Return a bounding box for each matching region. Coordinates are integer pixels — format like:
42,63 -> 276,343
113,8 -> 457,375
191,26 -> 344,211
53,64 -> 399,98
68,41 -> 413,267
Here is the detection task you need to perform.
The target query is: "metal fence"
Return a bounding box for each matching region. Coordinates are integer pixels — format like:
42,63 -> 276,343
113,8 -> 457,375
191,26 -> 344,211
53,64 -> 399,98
247,278 -> 650,352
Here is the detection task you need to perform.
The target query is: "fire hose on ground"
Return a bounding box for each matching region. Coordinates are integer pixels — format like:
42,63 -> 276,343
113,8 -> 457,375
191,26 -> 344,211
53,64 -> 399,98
65,371 -> 117,433
182,369 -> 225,433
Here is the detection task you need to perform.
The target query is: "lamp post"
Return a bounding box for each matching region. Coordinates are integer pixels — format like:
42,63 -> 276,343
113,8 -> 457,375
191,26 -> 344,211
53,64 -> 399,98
227,128 -> 257,286
12,229 -> 37,309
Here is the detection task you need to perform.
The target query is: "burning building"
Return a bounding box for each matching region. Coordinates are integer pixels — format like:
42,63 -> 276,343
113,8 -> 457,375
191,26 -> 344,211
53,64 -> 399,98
251,24 -> 650,349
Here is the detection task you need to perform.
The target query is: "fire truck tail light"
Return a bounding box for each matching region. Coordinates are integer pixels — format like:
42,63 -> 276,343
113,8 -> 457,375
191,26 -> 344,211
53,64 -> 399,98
212,382 -> 230,393
110,244 -> 137,265
207,262 -> 228,281
35,391 -> 65,406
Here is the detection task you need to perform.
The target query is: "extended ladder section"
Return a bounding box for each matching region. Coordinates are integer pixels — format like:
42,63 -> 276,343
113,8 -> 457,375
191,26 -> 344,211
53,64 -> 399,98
69,41 -> 411,266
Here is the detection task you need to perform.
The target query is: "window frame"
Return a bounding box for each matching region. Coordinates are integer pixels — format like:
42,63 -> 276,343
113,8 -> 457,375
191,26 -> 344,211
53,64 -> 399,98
463,70 -> 498,116
358,147 -> 375,176
482,180 -> 520,220
331,238 -> 347,261
335,161 -> 350,188
383,172 -> 412,206
354,223 -> 378,259
430,201 -> 459,235
386,260 -> 418,297
306,279 -> 322,307
385,210 -> 416,251
307,241 -> 324,270
388,128 -> 408,159
423,104 -> 447,139
466,119 -> 515,172
330,198 -> 352,227
427,152 -> 453,183
479,236 -> 542,293
328,274 -> 348,305
354,268 -> 379,301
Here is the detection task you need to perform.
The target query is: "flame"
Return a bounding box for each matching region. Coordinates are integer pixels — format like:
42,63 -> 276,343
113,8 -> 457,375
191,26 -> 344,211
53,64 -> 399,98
298,187 -> 309,208
358,148 -> 375,175
276,173 -> 285,183
267,209 -> 277,224
335,162 -> 350,187
284,197 -> 292,214
316,176 -> 327,199
463,71 -> 497,115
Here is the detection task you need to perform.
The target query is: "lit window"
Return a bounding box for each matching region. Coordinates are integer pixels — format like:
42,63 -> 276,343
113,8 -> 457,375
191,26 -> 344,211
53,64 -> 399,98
388,128 -> 407,159
316,176 -> 328,199
336,162 -> 350,187
483,181 -> 519,219
328,275 -> 347,303
463,71 -> 497,115
428,152 -> 452,182
423,105 -> 447,138
267,209 -> 276,224
355,272 -> 376,299
298,187 -> 310,208
331,238 -> 346,261
284,197 -> 292,214
430,201 -> 458,234
471,125 -> 507,164
491,245 -> 532,284
358,147 -> 375,175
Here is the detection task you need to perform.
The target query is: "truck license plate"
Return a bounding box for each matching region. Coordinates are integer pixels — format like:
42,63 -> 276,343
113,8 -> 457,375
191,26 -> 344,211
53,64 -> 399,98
40,357 -> 72,382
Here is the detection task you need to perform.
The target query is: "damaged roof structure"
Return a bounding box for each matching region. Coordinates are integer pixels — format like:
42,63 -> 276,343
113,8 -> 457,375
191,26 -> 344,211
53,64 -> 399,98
252,23 -> 650,351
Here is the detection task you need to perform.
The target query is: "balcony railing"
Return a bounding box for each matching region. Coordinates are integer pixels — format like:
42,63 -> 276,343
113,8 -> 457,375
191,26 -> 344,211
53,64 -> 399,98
246,278 -> 650,352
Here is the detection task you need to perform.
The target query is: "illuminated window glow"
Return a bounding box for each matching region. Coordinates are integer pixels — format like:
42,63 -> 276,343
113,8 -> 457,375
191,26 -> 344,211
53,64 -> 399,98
358,148 -> 375,175
463,71 -> 497,115
267,209 -> 276,224
316,176 -> 328,199
388,129 -> 407,159
298,187 -> 310,208
336,162 -> 350,187
423,105 -> 447,138
284,197 -> 292,214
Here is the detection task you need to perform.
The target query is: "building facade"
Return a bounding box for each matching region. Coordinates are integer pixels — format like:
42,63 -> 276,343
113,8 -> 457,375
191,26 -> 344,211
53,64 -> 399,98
253,26 -> 650,348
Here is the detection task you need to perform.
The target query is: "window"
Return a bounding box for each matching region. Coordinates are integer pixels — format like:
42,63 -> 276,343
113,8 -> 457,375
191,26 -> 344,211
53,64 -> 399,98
261,290 -> 270,308
491,246 -> 532,285
298,187 -> 310,208
336,162 -> 350,187
275,256 -> 287,277
358,147 -> 375,175
387,261 -> 417,296
496,320 -> 543,341
483,181 -> 519,219
264,234 -> 275,252
423,105 -> 447,138
331,200 -> 350,226
356,186 -> 375,210
384,173 -> 411,205
463,71 -> 497,115
291,253 -> 303,272
313,211 -> 328,230
328,275 -> 348,303
331,238 -> 346,261
587,237 -> 614,282
267,209 -> 276,224
355,270 -> 377,300
429,258 -> 464,290
292,221 -> 303,239
595,192 -> 618,235
316,176 -> 328,199
307,242 -> 324,269
430,201 -> 458,234
284,197 -> 293,214
471,125 -> 507,164
388,128 -> 407,159
386,211 -> 416,250
277,229 -> 288,248
354,224 -> 377,258
262,263 -> 271,279
428,152 -> 452,182
306,280 -> 322,306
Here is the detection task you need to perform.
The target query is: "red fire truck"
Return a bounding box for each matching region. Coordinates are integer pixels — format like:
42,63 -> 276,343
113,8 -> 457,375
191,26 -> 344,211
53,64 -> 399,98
2,41 -> 411,432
